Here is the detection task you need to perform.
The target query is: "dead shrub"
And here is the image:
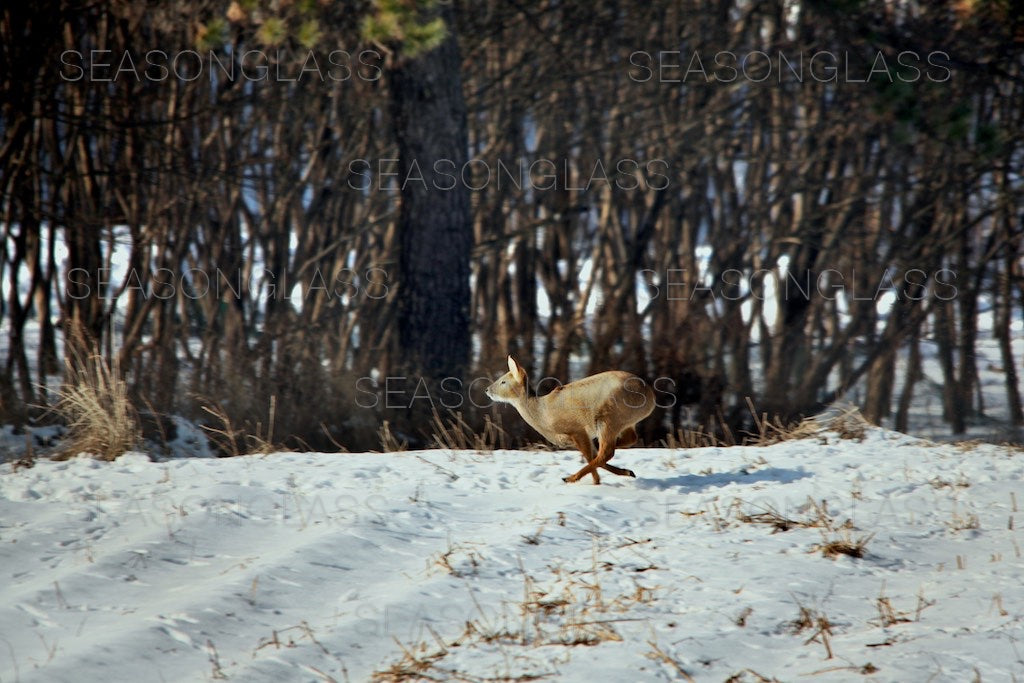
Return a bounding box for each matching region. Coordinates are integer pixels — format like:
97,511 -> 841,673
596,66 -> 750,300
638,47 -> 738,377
742,401 -> 872,446
50,353 -> 139,461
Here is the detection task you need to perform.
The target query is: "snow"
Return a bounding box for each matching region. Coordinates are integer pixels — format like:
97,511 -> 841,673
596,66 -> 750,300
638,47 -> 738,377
3,428 -> 1024,681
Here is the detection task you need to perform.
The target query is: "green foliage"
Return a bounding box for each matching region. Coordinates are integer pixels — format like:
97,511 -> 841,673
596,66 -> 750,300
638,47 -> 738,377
939,102 -> 973,143
361,0 -> 448,56
297,18 -> 322,48
197,18 -> 229,50
872,78 -> 982,147
213,0 -> 446,55
258,16 -> 287,46
872,78 -> 913,118
975,123 -> 1006,158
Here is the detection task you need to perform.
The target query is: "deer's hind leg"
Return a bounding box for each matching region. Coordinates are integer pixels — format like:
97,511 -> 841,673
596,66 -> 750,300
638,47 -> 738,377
616,426 -> 638,448
604,426 -> 638,478
568,433 -> 600,485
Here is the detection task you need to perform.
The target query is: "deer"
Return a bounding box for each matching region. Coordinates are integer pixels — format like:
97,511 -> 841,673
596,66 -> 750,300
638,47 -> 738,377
485,355 -> 656,484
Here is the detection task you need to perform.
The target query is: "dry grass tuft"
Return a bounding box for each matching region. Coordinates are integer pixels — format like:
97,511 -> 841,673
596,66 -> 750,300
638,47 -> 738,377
735,606 -> 754,627
378,420 -> 408,452
432,540 -> 483,578
735,497 -> 826,530
663,411 -> 738,448
430,409 -> 509,451
953,439 -> 985,452
664,401 -> 870,449
369,629 -> 452,682
733,497 -> 874,559
646,640 -> 697,682
200,397 -> 294,456
199,403 -> 247,457
790,602 -> 835,659
11,433 -> 36,470
742,398 -> 809,445
663,426 -> 723,449
947,505 -> 981,533
804,498 -> 874,558
736,501 -> 816,533
930,473 -> 971,490
50,353 -> 139,461
743,401 -> 872,446
816,404 -> 870,441
510,548 -> 658,649
371,630 -> 549,682
815,527 -> 874,559
875,590 -> 913,628
375,544 -> 658,680
372,616 -> 551,681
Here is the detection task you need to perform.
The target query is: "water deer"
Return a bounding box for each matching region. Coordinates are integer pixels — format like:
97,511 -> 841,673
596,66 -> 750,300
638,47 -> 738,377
486,355 -> 655,484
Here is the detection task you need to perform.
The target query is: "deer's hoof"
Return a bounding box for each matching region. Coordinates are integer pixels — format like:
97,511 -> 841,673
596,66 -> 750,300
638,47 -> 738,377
624,469 -> 636,478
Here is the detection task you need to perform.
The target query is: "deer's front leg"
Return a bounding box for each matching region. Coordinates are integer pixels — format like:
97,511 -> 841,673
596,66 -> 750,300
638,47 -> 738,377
564,424 -> 617,484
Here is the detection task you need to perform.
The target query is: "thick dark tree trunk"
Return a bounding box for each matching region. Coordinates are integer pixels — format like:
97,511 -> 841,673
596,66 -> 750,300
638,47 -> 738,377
389,6 -> 472,382
64,226 -> 107,352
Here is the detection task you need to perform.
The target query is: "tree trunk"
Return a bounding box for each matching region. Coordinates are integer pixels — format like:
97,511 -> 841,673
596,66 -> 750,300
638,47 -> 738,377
895,335 -> 920,434
863,351 -> 895,425
997,249 -> 1024,426
934,299 -> 964,433
389,5 -> 472,382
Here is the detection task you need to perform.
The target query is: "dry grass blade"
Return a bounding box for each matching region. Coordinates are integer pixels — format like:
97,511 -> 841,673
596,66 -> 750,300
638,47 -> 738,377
51,352 -> 139,461
200,403 -> 245,457
319,421 -> 349,452
725,669 -> 782,683
378,420 -> 407,452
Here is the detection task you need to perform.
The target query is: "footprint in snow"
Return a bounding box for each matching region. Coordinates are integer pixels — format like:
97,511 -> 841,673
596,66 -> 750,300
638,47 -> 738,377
159,624 -> 196,648
16,602 -> 57,628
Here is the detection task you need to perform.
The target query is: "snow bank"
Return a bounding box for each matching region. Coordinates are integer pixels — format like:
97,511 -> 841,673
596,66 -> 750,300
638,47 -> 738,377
1,428 -> 1023,681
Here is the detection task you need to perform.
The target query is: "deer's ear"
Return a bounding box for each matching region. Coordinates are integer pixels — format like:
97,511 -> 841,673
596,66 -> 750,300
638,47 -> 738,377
507,355 -> 526,382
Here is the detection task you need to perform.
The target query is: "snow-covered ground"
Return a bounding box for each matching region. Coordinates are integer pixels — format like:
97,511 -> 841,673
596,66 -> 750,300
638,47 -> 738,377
2,426 -> 1023,682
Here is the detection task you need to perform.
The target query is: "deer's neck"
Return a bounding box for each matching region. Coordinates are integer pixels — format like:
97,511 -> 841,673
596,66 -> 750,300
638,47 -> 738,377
514,394 -> 554,438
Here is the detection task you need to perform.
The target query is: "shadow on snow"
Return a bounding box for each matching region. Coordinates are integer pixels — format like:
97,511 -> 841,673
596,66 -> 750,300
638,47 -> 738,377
633,466 -> 811,492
